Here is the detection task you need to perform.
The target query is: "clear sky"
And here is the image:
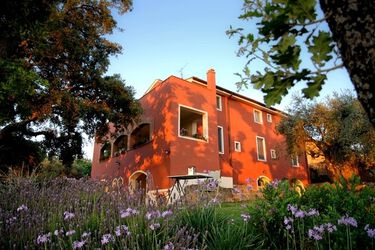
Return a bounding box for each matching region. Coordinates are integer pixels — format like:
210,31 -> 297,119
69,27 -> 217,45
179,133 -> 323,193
84,0 -> 355,159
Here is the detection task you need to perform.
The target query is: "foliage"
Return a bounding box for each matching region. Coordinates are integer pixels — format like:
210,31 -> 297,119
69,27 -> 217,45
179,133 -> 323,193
0,176 -> 374,249
71,159 -> 92,178
228,0 -> 375,126
37,158 -> 92,178
0,0 -> 141,172
246,177 -> 375,249
276,92 -> 375,180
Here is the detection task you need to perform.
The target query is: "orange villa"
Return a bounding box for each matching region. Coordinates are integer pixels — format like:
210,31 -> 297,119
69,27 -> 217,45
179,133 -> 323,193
91,69 -> 309,194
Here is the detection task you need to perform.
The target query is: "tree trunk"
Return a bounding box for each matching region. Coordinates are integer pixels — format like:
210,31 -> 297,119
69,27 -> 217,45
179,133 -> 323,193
320,0 -> 375,127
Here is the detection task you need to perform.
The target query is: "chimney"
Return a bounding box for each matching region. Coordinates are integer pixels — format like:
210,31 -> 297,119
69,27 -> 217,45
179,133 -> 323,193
206,68 -> 216,90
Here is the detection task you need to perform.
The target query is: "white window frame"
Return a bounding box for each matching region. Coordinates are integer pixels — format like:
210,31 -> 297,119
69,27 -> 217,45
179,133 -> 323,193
267,113 -> 272,123
234,141 -> 241,152
216,95 -> 222,111
218,126 -> 224,154
253,109 -> 263,124
270,149 -> 277,159
291,155 -> 299,167
256,136 -> 267,161
178,104 -> 208,142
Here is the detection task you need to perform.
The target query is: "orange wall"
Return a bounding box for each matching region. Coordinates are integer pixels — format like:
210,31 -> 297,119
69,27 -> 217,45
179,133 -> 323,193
91,69 -> 310,189
164,75 -> 220,176
221,97 -> 309,187
91,80 -> 173,190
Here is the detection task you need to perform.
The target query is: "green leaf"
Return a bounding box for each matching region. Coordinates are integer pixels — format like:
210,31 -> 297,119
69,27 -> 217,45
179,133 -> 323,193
302,74 -> 327,98
308,31 -> 334,67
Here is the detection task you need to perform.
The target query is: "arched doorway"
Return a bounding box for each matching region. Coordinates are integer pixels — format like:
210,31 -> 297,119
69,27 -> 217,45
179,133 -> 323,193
257,176 -> 271,190
129,171 -> 147,195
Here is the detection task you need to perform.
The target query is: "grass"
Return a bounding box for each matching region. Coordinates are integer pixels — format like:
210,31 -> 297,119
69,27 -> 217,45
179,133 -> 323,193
217,202 -> 246,222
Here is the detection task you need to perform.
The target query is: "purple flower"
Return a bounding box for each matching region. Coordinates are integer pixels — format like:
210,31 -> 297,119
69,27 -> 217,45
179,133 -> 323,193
284,216 -> 293,225
287,204 -> 298,215
162,210 -> 173,218
81,231 -> 91,238
241,213 -> 251,222
115,225 -> 130,237
63,211 -> 75,221
294,210 -> 305,218
164,242 -> 175,250
120,207 -> 139,218
284,217 -> 294,232
101,234 -> 114,245
365,225 -> 375,239
66,230 -> 76,236
205,179 -> 219,191
308,227 -> 323,241
270,179 -> 280,188
306,208 -> 319,217
149,223 -> 160,231
338,215 -> 358,227
145,210 -> 161,220
54,228 -> 64,236
36,232 -> 51,245
324,223 -> 337,233
17,204 -> 28,212
72,240 -> 86,249
6,216 -> 17,225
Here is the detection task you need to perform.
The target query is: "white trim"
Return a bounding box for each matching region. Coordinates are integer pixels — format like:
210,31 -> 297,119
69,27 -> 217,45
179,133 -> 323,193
216,95 -> 222,111
253,109 -> 263,124
267,113 -> 272,123
291,155 -> 299,167
218,126 -> 224,154
270,149 -> 277,159
256,136 -> 267,161
178,104 -> 209,142
234,141 -> 241,152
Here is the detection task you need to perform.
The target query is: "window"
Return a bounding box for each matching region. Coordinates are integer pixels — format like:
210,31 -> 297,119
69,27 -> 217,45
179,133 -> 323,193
267,113 -> 272,123
234,141 -> 241,152
179,105 -> 208,141
216,95 -> 222,111
270,149 -> 277,159
100,142 -> 111,161
291,155 -> 299,167
113,135 -> 128,156
218,126 -> 224,154
256,136 -> 266,161
129,123 -> 151,149
253,109 -> 263,124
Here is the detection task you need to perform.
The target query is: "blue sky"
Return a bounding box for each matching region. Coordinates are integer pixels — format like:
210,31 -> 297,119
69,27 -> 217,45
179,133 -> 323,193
85,0 -> 355,158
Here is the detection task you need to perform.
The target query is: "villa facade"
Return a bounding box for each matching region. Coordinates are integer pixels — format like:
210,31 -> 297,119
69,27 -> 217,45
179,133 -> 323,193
91,69 -> 309,192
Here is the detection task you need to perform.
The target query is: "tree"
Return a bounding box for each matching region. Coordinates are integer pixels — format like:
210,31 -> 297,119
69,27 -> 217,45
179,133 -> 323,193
0,0 -> 141,172
276,92 -> 375,181
228,0 -> 375,126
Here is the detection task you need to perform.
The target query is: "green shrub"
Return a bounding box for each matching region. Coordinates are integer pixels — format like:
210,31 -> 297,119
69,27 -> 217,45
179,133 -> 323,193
246,176 -> 375,249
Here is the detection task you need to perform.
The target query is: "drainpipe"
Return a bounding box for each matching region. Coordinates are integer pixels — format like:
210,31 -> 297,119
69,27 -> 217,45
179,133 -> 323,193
227,94 -> 233,167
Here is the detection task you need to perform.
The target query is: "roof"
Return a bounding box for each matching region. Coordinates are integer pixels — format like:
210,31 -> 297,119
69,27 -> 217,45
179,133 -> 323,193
141,73 -> 285,115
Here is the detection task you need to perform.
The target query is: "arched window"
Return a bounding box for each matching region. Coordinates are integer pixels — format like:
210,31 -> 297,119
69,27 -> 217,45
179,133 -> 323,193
99,142 -> 111,161
257,176 -> 271,190
129,123 -> 151,149
113,135 -> 128,156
